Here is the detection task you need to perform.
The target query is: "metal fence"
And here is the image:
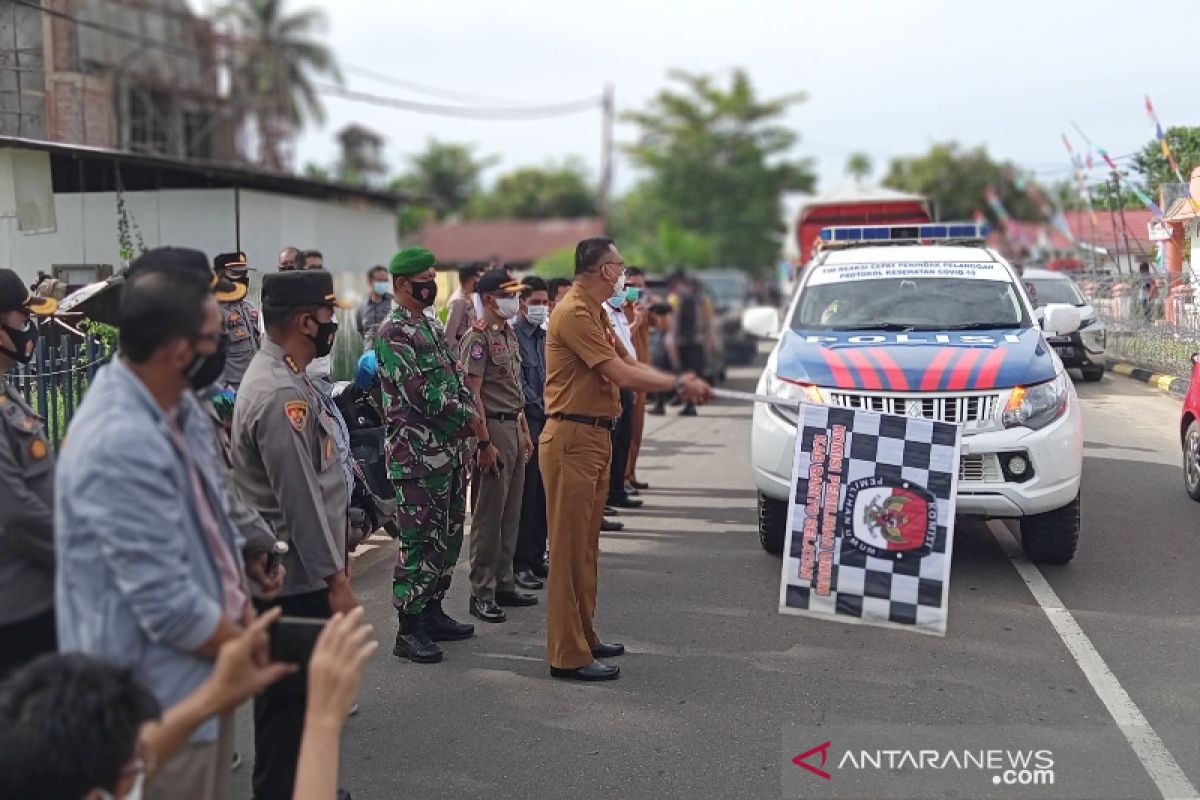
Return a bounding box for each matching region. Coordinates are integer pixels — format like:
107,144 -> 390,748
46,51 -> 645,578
1072,270 -> 1200,377
11,334 -> 113,448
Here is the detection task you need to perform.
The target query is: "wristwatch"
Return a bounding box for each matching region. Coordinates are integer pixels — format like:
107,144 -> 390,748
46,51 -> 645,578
674,375 -> 686,395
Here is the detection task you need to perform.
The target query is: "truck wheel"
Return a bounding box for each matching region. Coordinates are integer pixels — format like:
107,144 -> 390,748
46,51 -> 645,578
1019,495 -> 1080,564
1081,365 -> 1105,382
1183,421 -> 1200,501
758,492 -> 787,555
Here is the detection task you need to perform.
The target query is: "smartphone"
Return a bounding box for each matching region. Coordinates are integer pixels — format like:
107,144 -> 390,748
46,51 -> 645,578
269,616 -> 326,667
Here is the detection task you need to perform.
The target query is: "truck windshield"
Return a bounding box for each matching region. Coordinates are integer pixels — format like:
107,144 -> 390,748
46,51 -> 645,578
790,276 -> 1028,331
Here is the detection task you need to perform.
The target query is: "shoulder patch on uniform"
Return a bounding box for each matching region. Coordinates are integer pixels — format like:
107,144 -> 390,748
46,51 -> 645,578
469,339 -> 485,361
284,400 -> 309,432
284,355 -> 300,374
29,438 -> 47,460
471,319 -> 487,331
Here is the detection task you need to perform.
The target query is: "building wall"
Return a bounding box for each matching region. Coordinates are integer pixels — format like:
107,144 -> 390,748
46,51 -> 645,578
0,187 -> 398,293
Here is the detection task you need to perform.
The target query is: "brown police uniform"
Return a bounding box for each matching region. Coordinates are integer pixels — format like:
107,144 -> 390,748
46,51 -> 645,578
541,284 -> 629,669
461,321 -> 526,602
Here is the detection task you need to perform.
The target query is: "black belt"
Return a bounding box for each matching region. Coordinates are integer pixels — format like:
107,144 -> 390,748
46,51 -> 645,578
485,411 -> 521,422
553,413 -> 618,430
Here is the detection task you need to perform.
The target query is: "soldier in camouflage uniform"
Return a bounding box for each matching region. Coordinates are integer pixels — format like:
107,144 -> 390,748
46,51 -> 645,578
376,247 -> 479,664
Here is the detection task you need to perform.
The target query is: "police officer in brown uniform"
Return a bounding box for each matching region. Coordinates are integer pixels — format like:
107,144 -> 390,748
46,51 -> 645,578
543,237 -> 712,681
213,252 -> 261,389
0,269 -> 58,679
460,271 -> 536,623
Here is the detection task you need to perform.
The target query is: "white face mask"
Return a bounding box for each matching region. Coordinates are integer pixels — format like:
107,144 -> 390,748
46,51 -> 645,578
525,305 -> 548,326
495,295 -> 520,320
612,271 -> 626,296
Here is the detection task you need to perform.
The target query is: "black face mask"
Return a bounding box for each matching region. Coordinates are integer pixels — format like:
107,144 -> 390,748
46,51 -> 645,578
0,319 -> 38,365
409,279 -> 438,307
307,316 -> 338,358
184,338 -> 227,391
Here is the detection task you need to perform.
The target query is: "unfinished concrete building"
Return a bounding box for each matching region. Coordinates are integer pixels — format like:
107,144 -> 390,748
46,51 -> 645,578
0,0 -> 235,160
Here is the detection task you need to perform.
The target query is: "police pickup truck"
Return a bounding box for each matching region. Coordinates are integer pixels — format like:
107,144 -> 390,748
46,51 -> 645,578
744,224 -> 1084,563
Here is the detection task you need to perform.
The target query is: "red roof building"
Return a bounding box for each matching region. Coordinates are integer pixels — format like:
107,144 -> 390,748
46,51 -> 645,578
419,218 -> 605,267
990,209 -> 1156,258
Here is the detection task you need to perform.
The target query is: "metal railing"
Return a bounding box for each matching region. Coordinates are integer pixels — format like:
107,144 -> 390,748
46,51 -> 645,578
1072,270 -> 1200,377
10,335 -> 113,448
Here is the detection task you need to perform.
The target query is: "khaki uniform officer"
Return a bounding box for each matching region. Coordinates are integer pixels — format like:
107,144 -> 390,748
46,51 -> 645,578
231,269 -> 356,800
460,271 -> 536,623
543,237 -> 713,682
213,251 -> 261,389
0,269 -> 58,679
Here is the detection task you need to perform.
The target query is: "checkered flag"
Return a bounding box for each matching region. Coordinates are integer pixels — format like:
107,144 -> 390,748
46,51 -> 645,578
778,403 -> 962,636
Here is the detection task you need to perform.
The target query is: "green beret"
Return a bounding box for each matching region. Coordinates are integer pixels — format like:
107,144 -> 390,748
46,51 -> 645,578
389,247 -> 436,277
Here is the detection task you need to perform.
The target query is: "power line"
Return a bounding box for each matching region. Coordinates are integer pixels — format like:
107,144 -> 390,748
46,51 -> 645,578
316,83 -> 602,120
341,64 -> 534,107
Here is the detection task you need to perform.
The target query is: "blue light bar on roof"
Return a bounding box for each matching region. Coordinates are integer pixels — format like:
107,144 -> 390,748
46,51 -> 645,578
818,222 -> 990,244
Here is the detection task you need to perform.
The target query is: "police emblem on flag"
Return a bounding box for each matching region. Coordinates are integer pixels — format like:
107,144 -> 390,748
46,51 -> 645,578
779,403 -> 961,636
842,478 -> 937,559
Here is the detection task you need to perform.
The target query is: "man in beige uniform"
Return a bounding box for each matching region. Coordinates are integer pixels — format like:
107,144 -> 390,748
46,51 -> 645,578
444,263 -> 483,349
460,271 -> 536,622
542,237 -> 712,682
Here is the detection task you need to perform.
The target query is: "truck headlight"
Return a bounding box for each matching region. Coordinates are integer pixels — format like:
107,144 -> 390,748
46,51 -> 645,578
1002,373 -> 1070,430
764,367 -> 823,403
1080,323 -> 1106,353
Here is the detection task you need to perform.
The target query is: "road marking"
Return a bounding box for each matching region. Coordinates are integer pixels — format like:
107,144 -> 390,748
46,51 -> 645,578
988,521 -> 1199,800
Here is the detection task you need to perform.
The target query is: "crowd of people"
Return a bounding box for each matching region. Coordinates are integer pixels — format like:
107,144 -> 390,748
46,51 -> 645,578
0,236 -> 712,799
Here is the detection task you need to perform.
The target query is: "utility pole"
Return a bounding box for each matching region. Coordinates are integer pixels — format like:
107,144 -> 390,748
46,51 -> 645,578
1108,174 -> 1123,274
1113,172 -> 1136,273
598,82 -> 614,231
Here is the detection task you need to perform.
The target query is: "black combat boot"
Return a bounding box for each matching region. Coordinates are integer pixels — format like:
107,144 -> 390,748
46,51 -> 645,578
421,599 -> 476,641
393,614 -> 443,663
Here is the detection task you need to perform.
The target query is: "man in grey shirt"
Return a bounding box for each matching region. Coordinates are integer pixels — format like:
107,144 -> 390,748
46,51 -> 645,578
355,264 -> 393,347
56,249 -> 251,800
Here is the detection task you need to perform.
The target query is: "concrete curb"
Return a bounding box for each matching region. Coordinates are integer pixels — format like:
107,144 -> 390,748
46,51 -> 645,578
1109,361 -> 1190,396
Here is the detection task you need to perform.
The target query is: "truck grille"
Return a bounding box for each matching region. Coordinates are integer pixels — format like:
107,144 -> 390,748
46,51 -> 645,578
959,453 -> 1003,482
826,391 -> 1001,425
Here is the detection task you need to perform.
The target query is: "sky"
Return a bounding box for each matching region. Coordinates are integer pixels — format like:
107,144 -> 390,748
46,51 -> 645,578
230,0 -> 1198,198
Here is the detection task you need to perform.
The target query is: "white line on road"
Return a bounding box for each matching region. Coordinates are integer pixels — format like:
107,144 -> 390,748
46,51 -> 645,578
988,521 -> 1199,800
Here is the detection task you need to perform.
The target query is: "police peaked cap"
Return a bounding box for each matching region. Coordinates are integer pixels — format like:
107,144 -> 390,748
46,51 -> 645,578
214,251 -> 250,272
389,247 -> 436,277
262,270 -> 352,309
475,270 -> 524,295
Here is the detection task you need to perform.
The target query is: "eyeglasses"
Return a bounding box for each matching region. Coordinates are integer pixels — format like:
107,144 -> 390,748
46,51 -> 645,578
598,261 -> 627,275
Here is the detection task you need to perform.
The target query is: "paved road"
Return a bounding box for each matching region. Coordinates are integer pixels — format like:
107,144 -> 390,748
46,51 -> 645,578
232,363 -> 1199,800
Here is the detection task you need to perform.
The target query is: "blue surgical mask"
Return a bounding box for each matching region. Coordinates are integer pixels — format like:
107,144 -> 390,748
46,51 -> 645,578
373,281 -> 390,296
607,291 -> 625,310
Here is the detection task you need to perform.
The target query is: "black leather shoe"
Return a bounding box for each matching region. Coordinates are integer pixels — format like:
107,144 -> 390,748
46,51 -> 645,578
469,596 -> 506,623
630,479 -> 649,491
600,518 -> 624,532
394,618 -> 443,663
550,660 -> 620,682
604,505 -> 618,516
680,404 -> 698,416
514,570 -> 544,590
623,483 -> 640,497
421,600 -> 475,641
648,403 -> 665,416
590,642 -> 625,659
496,591 -> 538,607
611,496 -> 643,509
531,561 -> 549,580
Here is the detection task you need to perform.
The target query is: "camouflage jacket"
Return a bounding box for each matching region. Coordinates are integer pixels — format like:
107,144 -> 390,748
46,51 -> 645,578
376,304 -> 476,480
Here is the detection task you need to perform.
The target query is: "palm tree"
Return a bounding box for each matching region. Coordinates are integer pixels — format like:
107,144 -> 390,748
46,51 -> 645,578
217,0 -> 341,170
846,152 -> 873,183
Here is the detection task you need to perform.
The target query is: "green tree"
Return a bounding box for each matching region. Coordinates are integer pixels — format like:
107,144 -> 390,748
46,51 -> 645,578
624,221 -> 716,272
845,152 -> 873,182
469,160 -> 597,219
532,245 -> 577,279
1132,125 -> 1200,194
391,139 -> 497,220
621,69 -> 815,272
883,142 -> 1041,223
217,0 -> 341,170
